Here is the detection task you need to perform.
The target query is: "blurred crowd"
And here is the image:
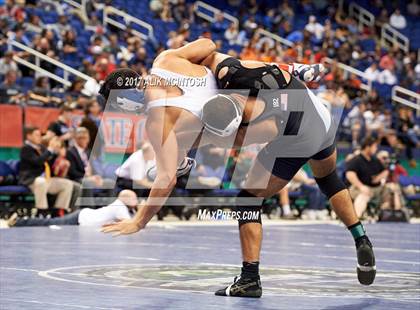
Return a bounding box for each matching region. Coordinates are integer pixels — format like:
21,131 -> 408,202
0,0 -> 418,223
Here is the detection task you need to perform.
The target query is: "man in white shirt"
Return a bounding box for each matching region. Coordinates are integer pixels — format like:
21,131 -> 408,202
378,68 -> 397,85
115,142 -> 156,197
390,9 -> 407,29
3,190 -> 138,228
305,15 -> 324,40
364,63 -> 380,82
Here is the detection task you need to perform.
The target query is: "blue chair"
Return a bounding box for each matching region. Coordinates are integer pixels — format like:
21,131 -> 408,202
0,161 -> 14,177
18,77 -> 34,92
399,176 -> 420,205
0,160 -> 33,214
5,160 -> 20,175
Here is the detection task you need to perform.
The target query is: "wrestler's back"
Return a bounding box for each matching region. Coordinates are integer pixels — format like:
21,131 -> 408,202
145,54 -> 209,101
144,51 -> 218,134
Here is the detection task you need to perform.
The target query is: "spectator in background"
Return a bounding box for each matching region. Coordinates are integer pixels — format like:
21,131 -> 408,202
0,0 -> 23,19
345,137 -> 388,217
54,14 -> 71,37
95,57 -> 117,81
82,72 -> 102,98
278,1 -> 294,24
363,88 -> 384,111
9,24 -> 31,46
0,51 -> 20,75
375,8 -> 389,35
0,17 -> 9,47
305,15 -> 324,43
408,0 -> 420,16
168,26 -> 190,49
28,76 -> 63,106
66,127 -> 113,206
66,79 -> 91,109
240,40 -> 259,60
364,63 -> 380,82
289,169 -> 328,220
378,67 -> 397,85
67,127 -> 99,184
390,9 -> 407,29
224,22 -> 241,45
115,142 -> 156,198
33,36 -> 57,75
376,150 -> 407,219
79,101 -> 104,157
193,146 -> 226,188
343,101 -> 367,148
172,0 -> 190,24
46,105 -> 75,147
379,51 -> 396,71
317,84 -> 351,109
277,186 -> 295,219
62,30 -> 78,55
150,0 -> 163,16
0,70 -> 23,104
51,140 -> 70,179
86,13 -> 102,33
160,0 -> 173,22
363,109 -> 385,137
5,190 -> 139,228
396,107 -> 419,167
26,13 -> 43,33
18,127 -> 74,212
166,31 -> 178,49
89,35 -> 105,56
377,151 -> 408,183
107,34 -> 122,60
243,15 -> 258,33
212,12 -> 229,33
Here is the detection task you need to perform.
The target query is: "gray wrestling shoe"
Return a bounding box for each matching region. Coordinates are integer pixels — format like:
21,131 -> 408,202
147,157 -> 196,180
292,63 -> 325,82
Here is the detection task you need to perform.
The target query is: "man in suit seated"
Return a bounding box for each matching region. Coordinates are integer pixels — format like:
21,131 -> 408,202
66,127 -> 114,207
18,127 -> 74,212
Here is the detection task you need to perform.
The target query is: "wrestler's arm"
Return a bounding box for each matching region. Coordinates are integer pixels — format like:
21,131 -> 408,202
132,108 -> 179,228
101,108 -> 178,234
156,38 -> 216,64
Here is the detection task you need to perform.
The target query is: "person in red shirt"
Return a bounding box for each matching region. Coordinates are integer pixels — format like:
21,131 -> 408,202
379,51 -> 396,71
95,57 -> 117,81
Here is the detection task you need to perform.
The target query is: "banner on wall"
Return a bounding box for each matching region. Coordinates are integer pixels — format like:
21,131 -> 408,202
0,105 -> 23,147
24,106 -> 61,133
101,112 -> 147,153
0,105 -> 147,153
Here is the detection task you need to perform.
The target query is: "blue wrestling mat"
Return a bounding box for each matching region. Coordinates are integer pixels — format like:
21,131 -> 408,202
1,222 -> 419,309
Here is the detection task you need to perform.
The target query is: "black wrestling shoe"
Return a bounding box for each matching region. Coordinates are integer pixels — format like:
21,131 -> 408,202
356,235 -> 376,285
215,275 -> 262,298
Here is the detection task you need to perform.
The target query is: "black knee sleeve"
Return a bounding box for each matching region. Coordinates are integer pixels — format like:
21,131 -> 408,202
314,169 -> 347,199
235,189 -> 263,227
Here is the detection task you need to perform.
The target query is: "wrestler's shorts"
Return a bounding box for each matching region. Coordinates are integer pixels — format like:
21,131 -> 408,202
257,142 -> 336,181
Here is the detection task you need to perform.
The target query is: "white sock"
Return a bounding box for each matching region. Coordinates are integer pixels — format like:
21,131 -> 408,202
282,204 -> 291,215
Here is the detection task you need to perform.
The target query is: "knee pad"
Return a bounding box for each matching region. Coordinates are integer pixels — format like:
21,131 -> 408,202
314,169 -> 347,199
235,189 -> 263,227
